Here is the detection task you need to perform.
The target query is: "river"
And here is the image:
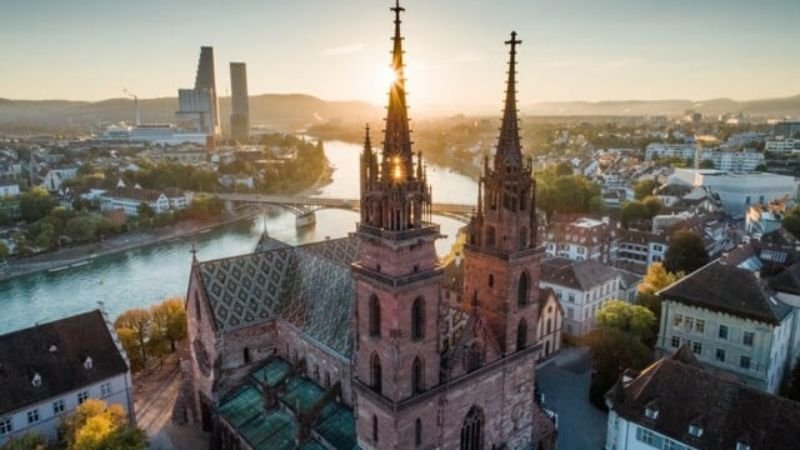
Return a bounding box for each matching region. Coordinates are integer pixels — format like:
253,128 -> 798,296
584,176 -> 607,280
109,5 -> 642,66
0,140 -> 478,333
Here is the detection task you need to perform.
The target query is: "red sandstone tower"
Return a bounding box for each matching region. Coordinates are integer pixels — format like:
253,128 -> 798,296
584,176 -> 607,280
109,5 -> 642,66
352,1 -> 442,448
463,31 -> 544,354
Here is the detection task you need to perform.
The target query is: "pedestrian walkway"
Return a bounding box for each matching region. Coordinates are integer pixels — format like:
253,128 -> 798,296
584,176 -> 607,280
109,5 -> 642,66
537,347 -> 607,450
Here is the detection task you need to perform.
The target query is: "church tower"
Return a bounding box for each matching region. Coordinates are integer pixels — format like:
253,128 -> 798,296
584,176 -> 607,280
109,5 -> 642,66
353,2 -> 442,448
463,31 -> 544,354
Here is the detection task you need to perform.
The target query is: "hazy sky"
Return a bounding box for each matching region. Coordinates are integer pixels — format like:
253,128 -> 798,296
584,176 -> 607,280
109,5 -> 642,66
1,0 -> 798,110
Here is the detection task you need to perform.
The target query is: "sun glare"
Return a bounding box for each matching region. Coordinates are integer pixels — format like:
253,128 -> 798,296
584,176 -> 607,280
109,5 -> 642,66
378,66 -> 398,89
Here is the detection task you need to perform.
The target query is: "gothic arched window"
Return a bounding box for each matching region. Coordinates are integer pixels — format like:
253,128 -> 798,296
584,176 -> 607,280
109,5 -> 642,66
517,319 -> 528,351
460,406 -> 485,450
415,417 -> 423,447
243,347 -> 251,364
372,414 -> 379,443
519,227 -> 528,249
518,271 -> 530,307
412,357 -> 424,394
371,353 -> 382,394
547,318 -> 552,334
194,292 -> 202,322
486,226 -> 496,247
411,297 -> 425,340
369,295 -> 381,337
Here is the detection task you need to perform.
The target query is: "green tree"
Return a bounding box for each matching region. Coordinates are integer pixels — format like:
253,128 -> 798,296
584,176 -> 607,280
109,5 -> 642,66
636,262 -> 681,318
586,328 -> 652,409
665,230 -> 709,274
642,196 -> 664,218
137,203 -> 155,219
0,241 -> 9,259
554,161 -> 573,176
19,187 -> 57,222
60,399 -> 146,450
596,300 -> 657,342
755,164 -> 768,172
634,179 -> 658,200
0,432 -> 45,450
782,207 -> 800,239
621,201 -> 649,228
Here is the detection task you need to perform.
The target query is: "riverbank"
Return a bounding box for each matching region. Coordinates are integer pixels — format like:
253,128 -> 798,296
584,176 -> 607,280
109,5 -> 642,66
0,208 -> 260,282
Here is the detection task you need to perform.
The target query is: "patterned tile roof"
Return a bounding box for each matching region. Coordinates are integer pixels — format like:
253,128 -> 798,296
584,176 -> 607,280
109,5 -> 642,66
196,237 -> 360,357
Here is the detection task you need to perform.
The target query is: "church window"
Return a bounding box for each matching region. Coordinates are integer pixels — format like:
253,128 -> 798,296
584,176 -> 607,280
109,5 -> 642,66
415,418 -> 423,447
547,318 -> 552,334
519,227 -> 528,248
369,295 -> 381,337
372,414 -> 379,443
243,347 -> 251,364
325,372 -> 331,388
412,297 -> 425,340
371,353 -> 382,394
488,274 -> 494,288
517,319 -> 528,351
466,343 -> 483,373
314,364 -> 320,381
486,226 -> 496,247
412,357 -> 424,394
194,292 -> 202,322
460,406 -> 485,450
518,271 -> 530,307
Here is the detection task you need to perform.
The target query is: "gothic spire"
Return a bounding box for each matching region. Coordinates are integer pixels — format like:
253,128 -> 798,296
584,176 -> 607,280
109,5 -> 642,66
495,31 -> 523,168
383,0 -> 413,173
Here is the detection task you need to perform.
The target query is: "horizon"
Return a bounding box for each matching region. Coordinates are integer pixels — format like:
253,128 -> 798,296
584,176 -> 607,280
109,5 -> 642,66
2,0 -> 799,109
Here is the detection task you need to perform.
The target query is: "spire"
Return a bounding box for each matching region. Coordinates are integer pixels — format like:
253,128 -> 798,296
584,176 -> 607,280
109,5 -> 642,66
495,31 -> 523,168
383,0 -> 413,173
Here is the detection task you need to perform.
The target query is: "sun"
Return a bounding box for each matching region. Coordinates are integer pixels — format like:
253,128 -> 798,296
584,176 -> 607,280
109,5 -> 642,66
377,66 -> 398,89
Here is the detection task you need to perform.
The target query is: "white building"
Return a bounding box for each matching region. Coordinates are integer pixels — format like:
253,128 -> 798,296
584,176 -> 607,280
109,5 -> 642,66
0,183 -> 20,197
657,261 -> 800,394
536,288 -> 563,360
669,169 -> 799,218
40,167 -> 78,192
0,310 -> 134,446
605,347 -> 800,450
539,258 -> 622,337
100,187 -> 170,217
542,217 -> 617,263
645,143 -> 764,171
765,138 -> 800,154
745,203 -> 786,236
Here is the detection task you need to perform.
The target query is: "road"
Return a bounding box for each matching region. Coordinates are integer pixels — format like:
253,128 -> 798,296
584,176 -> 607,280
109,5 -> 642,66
537,347 -> 608,450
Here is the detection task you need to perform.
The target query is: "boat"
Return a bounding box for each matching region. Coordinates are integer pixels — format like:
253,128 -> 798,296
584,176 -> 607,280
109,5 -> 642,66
69,260 -> 92,269
47,265 -> 70,273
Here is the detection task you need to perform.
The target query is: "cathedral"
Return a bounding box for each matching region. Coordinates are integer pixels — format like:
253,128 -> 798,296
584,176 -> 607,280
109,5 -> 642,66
178,2 -> 558,449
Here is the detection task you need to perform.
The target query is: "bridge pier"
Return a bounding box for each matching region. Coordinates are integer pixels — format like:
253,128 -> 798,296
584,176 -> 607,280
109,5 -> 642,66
296,212 -> 316,228
224,200 -> 235,213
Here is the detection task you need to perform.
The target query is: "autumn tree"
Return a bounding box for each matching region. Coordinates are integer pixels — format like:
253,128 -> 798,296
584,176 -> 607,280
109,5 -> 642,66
665,230 -> 709,274
0,432 -> 45,450
150,298 -> 187,353
642,196 -> 664,218
19,187 -> 58,222
115,309 -> 152,365
60,399 -> 146,450
635,262 -> 681,318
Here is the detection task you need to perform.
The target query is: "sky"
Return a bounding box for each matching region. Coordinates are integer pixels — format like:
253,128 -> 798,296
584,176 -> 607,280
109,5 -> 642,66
1,0 -> 799,111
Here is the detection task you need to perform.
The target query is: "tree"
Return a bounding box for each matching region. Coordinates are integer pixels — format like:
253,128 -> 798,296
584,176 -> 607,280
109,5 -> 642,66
621,201 -> 649,228
596,300 -> 657,342
636,262 -> 680,318
60,399 -> 146,450
782,207 -> 800,239
755,163 -> 768,172
137,202 -> 155,219
554,161 -> 573,176
19,187 -> 57,222
642,196 -> 664,218
634,179 -> 658,200
115,309 -> 152,365
150,298 -> 187,352
0,241 -> 8,259
699,159 -> 716,169
665,230 -> 709,274
586,328 -> 652,409
0,432 -> 45,450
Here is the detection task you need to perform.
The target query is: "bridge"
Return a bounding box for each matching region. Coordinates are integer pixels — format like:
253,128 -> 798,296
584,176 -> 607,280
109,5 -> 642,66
211,193 -> 475,225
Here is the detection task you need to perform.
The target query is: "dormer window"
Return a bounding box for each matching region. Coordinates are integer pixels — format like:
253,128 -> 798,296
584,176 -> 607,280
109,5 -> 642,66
31,373 -> 42,387
688,424 -> 703,438
644,406 -> 659,420
83,356 -> 93,370
735,442 -> 751,450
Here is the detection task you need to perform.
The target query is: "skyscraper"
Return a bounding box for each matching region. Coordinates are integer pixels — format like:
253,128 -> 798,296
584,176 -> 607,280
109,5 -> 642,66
176,46 -> 220,138
229,62 -> 250,142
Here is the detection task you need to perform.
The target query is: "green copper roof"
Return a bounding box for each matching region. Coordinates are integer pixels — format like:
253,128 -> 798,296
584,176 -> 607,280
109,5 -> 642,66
281,377 -> 325,414
315,402 -> 357,450
250,359 -> 291,387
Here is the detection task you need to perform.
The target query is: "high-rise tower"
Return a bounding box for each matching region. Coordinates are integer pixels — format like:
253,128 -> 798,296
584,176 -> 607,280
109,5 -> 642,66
176,46 -> 220,138
463,31 -> 543,354
229,62 -> 250,142
352,1 -> 441,448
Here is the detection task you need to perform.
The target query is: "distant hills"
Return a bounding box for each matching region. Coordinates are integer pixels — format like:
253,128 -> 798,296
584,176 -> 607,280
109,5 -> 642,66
1,93 -> 799,134
522,95 -> 800,117
0,94 -> 381,133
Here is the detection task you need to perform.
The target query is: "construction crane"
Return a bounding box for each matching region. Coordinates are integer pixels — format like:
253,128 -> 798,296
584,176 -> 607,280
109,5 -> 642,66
122,88 -> 140,126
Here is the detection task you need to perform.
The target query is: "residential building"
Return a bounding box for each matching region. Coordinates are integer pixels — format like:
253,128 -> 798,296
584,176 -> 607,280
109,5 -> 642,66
40,167 -> 78,192
542,217 -> 617,263
745,199 -> 789,236
605,346 -> 800,450
539,258 -> 622,337
0,183 -> 19,197
772,121 -> 800,139
765,137 -> 800,153
0,310 -> 133,446
100,187 -> 170,216
656,261 -> 800,393
617,229 -> 668,269
645,143 -> 764,171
